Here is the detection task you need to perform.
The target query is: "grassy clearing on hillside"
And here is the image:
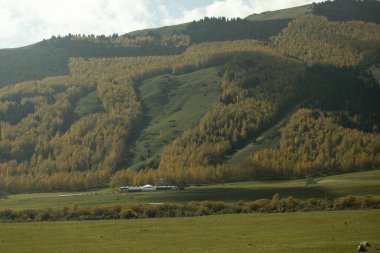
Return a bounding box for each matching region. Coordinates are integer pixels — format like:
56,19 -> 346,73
369,63 -> 380,83
74,90 -> 105,116
129,67 -> 222,168
226,103 -> 302,165
126,23 -> 189,37
0,210 -> 379,253
245,4 -> 312,22
1,170 -> 379,211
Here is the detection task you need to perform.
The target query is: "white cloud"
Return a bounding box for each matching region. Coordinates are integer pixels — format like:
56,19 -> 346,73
0,0 -> 324,49
0,0 -> 155,48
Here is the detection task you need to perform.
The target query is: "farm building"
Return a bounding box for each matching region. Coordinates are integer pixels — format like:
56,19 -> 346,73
119,184 -> 183,193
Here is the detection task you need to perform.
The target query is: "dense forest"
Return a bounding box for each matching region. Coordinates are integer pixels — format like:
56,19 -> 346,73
312,0 -> 380,24
241,109 -> 380,177
0,34 -> 188,88
0,0 -> 379,192
272,14 -> 380,67
186,17 -> 291,43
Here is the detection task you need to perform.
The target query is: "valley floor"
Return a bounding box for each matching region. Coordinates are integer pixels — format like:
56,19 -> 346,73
0,210 -> 379,253
2,170 -> 379,211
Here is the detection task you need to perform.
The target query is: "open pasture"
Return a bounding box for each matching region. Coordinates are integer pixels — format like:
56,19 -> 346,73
0,210 -> 379,253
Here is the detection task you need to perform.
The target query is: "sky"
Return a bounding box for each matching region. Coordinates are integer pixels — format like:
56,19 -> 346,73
0,0 -> 322,49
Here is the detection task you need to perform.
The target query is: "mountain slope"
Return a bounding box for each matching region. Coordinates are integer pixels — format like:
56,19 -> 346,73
0,3 -> 315,89
129,67 -> 222,169
0,0 -> 379,192
272,14 -> 380,67
0,36 -> 186,88
245,4 -> 312,21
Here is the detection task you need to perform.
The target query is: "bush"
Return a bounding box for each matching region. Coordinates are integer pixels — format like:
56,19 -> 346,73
338,195 -> 358,209
195,206 -> 211,216
38,210 -> 53,221
119,208 -> 137,219
359,195 -> 380,209
200,201 -> 229,213
19,209 -> 36,221
92,206 -> 115,219
143,207 -> 158,218
0,209 -> 14,220
270,193 -> 281,211
306,198 -> 323,210
248,199 -> 271,212
230,202 -> 252,213
283,196 -> 300,211
185,202 -> 201,212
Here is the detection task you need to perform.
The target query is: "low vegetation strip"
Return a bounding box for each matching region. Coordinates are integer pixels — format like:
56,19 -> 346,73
1,194 -> 378,222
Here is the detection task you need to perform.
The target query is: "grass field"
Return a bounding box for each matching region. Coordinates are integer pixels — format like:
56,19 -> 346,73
245,4 -> 312,22
1,170 -> 379,211
129,67 -> 222,168
126,23 -> 189,37
0,210 -> 379,253
74,90 -> 104,116
226,103 -> 303,165
369,63 -> 380,83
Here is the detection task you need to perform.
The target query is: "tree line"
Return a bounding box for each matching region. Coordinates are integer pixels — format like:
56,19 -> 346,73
272,14 -> 380,67
186,17 -> 291,43
312,0 -> 380,24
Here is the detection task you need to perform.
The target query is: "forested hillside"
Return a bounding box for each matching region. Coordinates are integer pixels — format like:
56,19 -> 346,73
272,15 -> 380,66
0,5 -> 303,88
0,34 -> 187,88
0,0 -> 379,192
312,0 -> 380,24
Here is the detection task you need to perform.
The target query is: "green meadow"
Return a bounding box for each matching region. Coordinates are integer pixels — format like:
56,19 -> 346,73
245,4 -> 312,21
129,67 -> 222,168
226,103 -> 303,165
1,170 -> 379,211
0,210 -> 379,253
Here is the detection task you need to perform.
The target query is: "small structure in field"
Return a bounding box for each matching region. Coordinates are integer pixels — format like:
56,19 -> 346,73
358,244 -> 367,251
305,175 -> 316,186
119,183 -> 184,193
361,241 -> 370,247
358,241 -> 370,252
0,192 -> 7,200
141,184 -> 156,192
119,186 -> 141,193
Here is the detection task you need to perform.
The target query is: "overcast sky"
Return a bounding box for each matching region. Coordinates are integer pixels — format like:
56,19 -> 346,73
0,0 -> 322,49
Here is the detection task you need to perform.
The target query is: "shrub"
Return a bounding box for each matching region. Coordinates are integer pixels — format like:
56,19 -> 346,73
338,195 -> 359,209
360,195 -> 380,209
185,202 -> 201,212
119,208 -> 137,219
248,199 -> 271,212
38,210 -> 53,221
143,207 -> 158,218
270,193 -> 281,211
199,201 -> 229,214
92,206 -> 114,219
283,196 -> 300,211
19,209 -> 36,221
76,207 -> 92,220
195,206 -> 211,216
306,198 -> 323,210
0,209 -> 14,220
